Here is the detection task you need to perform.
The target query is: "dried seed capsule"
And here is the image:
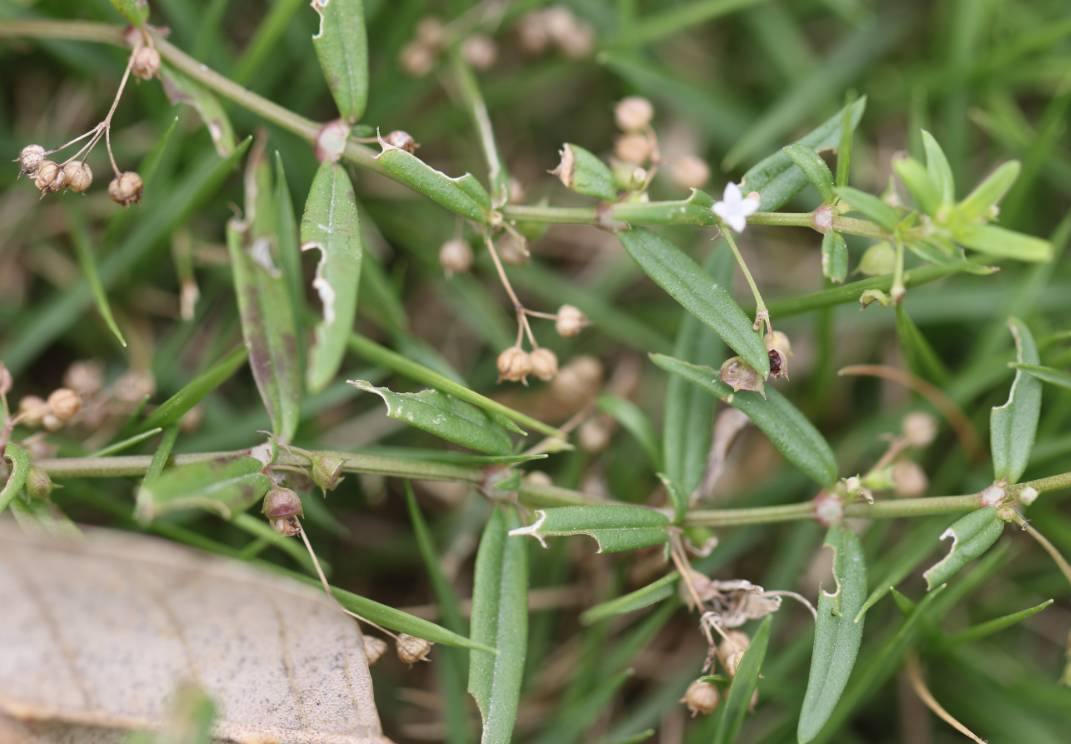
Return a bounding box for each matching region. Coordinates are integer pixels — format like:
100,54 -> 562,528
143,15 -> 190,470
717,630 -> 751,676
670,155 -> 710,189
384,130 -> 418,153
262,486 -> 304,520
17,144 -> 46,176
17,395 -> 49,427
415,16 -> 446,48
439,238 -> 474,274
108,171 -> 144,206
400,40 -> 434,77
892,460 -> 927,497
497,346 -> 532,384
555,304 -> 587,337
556,19 -> 594,59
720,356 -> 764,395
529,348 -> 559,382
396,633 -> 432,664
64,360 -> 104,396
902,411 -> 937,447
682,679 -> 720,717
363,635 -> 388,666
498,231 -> 529,265
26,468 -> 54,500
34,160 -> 66,193
614,96 -> 654,132
614,133 -> 654,165
311,455 -> 346,492
578,416 -> 611,453
63,161 -> 93,193
461,35 -> 497,71
42,413 -> 63,432
517,11 -> 551,54
764,331 -> 792,380
131,45 -> 161,80
47,388 -> 82,422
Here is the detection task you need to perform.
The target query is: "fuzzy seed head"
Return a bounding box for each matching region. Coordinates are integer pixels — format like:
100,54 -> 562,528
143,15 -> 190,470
555,304 -> 587,337
439,239 -> 474,274
26,468 -> 54,500
461,35 -> 497,71
363,635 -> 388,666
47,388 -> 81,422
18,395 -> 49,427
384,130 -> 418,154
396,633 -> 432,665
17,144 -> 46,176
108,171 -> 143,206
614,133 -> 653,165
34,160 -> 66,193
497,347 -> 532,384
530,348 -> 559,382
400,41 -> 434,77
682,679 -> 720,716
892,461 -> 928,497
614,96 -> 654,132
63,161 -> 93,193
720,356 -> 764,395
902,411 -> 938,447
670,155 -> 710,189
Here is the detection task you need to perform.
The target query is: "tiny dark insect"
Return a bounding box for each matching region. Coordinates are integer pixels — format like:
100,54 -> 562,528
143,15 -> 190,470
768,349 -> 782,376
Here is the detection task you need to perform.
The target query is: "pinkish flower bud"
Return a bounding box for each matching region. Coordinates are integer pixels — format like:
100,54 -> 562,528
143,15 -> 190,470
461,35 -> 497,71
614,96 -> 654,132
131,45 -> 161,80
614,133 -> 654,164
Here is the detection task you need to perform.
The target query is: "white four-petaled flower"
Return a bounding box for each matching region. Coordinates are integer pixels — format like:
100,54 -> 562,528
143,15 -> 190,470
713,182 -> 760,233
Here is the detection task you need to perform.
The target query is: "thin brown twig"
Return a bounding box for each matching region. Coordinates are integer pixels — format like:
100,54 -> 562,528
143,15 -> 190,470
905,653 -> 986,744
1010,513 -> 1071,587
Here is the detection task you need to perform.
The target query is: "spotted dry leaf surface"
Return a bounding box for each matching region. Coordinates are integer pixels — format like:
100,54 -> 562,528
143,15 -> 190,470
0,522 -> 389,744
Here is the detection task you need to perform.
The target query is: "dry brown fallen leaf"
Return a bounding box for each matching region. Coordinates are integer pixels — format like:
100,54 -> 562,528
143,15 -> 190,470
0,521 -> 392,744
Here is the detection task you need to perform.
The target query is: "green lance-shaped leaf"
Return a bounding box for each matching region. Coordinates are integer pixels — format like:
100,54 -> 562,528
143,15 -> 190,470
821,231 -> 848,284
301,162 -> 363,393
713,615 -> 773,744
596,393 -> 661,470
834,186 -> 901,231
110,0 -> 148,26
554,143 -> 617,201
375,147 -> 491,223
651,354 -> 838,486
68,206 -> 125,347
956,160 -> 1020,223
921,130 -> 954,205
272,153 -> 306,369
350,380 -> 518,455
892,155 -> 941,216
0,442 -> 30,513
310,0 -> 368,122
139,346 -> 247,432
945,598 -> 1054,646
1011,363 -> 1071,391
580,573 -> 678,625
923,508 -> 1004,590
798,526 -> 867,744
160,66 -> 236,157
619,229 -> 769,376
743,97 -> 867,211
895,304 -> 948,386
991,318 -> 1042,483
783,144 -> 835,203
956,224 -> 1053,263
135,456 -> 272,523
227,220 -> 301,443
469,507 -> 527,744
509,504 -> 671,553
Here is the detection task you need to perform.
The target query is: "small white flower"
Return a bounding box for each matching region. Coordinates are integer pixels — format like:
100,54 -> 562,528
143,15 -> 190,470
713,182 -> 760,233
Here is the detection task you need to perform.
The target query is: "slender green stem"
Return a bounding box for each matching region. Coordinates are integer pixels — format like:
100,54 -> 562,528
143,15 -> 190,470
891,238 -> 906,303
449,53 -> 509,206
722,230 -> 768,325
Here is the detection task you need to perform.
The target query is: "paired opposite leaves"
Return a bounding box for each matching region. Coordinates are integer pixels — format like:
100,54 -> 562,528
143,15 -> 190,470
301,162 -> 363,393
923,508 -> 1004,590
798,527 -> 867,744
510,505 -> 671,553
310,0 -> 368,122
619,229 -> 769,376
136,457 -> 271,523
991,318 -> 1041,483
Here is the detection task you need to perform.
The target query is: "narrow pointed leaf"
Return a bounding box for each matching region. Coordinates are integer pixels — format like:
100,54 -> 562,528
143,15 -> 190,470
957,161 -> 1020,222
821,231 -> 848,283
834,186 -> 900,231
957,224 -> 1053,262
310,0 -> 368,122
580,573 -> 678,625
301,162 -> 363,392
510,505 -> 670,553
68,206 -> 126,347
652,354 -> 838,486
0,442 -> 30,513
375,148 -> 490,222
135,456 -> 272,523
350,380 -> 517,455
161,66 -> 236,157
798,527 -> 867,744
991,318 -> 1042,482
139,346 -> 248,432
946,598 -> 1054,645
273,153 -> 306,371
620,229 -> 769,376
597,393 -> 661,469
713,615 -> 772,744
469,507 -> 527,744
892,156 -> 941,216
923,508 -> 1004,590
921,130 -> 954,204
1011,363 -> 1071,390
783,144 -> 835,203
895,304 -> 948,385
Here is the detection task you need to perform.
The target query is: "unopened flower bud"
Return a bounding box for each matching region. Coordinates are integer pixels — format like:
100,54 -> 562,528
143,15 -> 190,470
131,45 -> 161,80
614,133 -> 653,165
363,635 -> 388,666
17,144 -> 46,176
497,346 -> 532,384
315,119 -> 350,163
108,171 -> 143,206
979,483 -> 1005,508
614,96 -> 654,132
34,160 -> 66,193
18,395 -> 49,427
720,356 -> 765,395
813,490 -> 844,526
902,411 -> 937,447
529,348 -> 559,382
47,388 -> 81,422
384,130 -> 417,153
892,461 -> 927,497
62,161 -> 93,193
396,633 -> 432,664
682,679 -> 720,716
461,35 -> 497,71
858,242 -> 895,276
311,455 -> 345,492
400,41 -> 434,77
415,16 -> 446,47
613,161 -> 647,191
670,155 -> 710,189
555,304 -> 587,337
26,468 -> 53,500
579,416 -> 611,453
525,470 -> 553,487
439,238 -> 473,274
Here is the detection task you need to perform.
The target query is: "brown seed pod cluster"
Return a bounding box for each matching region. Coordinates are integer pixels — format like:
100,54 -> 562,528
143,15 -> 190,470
17,388 -> 83,432
516,6 -> 595,59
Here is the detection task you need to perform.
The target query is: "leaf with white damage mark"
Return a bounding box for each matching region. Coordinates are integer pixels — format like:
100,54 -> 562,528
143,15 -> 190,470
375,145 -> 491,223
310,0 -> 369,122
301,162 -> 363,393
923,507 -> 1004,590
0,523 -> 388,743
509,505 -> 671,553
135,456 -> 272,523
991,318 -> 1042,483
350,380 -> 519,455
160,66 -> 236,157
